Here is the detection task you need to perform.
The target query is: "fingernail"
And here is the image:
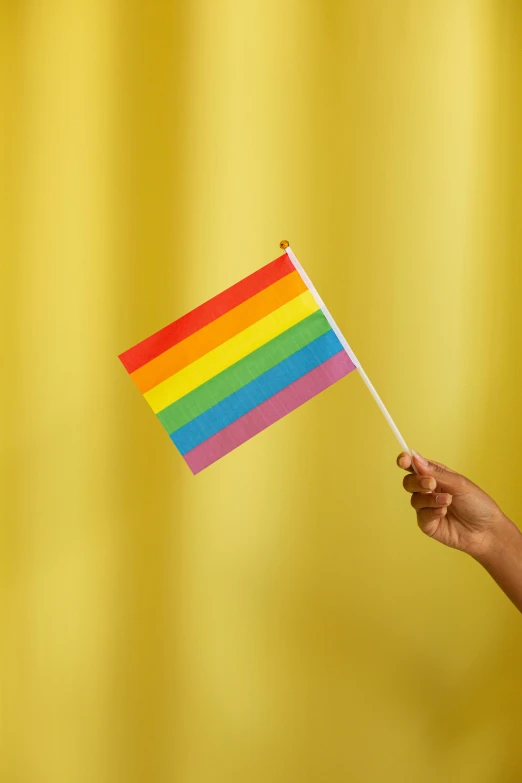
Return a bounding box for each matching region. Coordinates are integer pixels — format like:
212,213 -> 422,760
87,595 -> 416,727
412,449 -> 429,467
434,507 -> 446,516
421,477 -> 435,490
435,494 -> 450,506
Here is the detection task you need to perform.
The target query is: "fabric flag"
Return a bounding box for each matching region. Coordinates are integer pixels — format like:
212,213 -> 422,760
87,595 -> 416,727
119,252 -> 357,473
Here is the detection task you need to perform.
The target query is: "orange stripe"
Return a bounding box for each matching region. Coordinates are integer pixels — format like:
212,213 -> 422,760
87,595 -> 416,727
131,270 -> 308,393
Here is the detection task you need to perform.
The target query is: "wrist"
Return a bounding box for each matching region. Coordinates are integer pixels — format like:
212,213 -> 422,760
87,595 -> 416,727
472,514 -> 522,568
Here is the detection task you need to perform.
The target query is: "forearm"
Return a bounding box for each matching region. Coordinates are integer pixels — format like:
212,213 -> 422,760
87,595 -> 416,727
474,517 -> 522,613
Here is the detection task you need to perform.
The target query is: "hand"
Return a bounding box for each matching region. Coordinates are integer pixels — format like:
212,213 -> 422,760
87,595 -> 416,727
397,450 -> 509,559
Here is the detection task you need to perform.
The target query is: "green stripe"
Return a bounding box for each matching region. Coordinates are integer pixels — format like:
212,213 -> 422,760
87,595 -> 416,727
156,309 -> 331,434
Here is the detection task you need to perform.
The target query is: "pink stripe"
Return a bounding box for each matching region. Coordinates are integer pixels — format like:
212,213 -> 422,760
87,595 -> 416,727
183,351 -> 356,474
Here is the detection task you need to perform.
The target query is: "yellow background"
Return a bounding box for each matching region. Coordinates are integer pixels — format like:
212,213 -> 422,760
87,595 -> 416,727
1,1 -> 521,781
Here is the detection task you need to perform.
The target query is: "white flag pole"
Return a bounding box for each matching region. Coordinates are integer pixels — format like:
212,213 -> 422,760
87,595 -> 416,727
282,241 -> 410,455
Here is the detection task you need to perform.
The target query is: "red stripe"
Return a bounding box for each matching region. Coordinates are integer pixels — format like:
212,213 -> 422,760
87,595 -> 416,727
119,254 -> 294,373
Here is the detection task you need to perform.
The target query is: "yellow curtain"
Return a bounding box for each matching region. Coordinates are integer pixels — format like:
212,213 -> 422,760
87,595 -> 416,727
1,1 -> 521,781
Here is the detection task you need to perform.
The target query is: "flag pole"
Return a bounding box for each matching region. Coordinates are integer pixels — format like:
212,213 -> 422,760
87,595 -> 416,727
280,241 -> 410,455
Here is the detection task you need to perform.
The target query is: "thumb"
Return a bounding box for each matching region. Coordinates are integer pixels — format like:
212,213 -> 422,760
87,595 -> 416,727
411,450 -> 465,493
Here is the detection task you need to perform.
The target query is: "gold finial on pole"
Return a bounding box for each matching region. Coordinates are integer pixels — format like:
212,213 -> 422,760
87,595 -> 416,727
279,240 -> 289,250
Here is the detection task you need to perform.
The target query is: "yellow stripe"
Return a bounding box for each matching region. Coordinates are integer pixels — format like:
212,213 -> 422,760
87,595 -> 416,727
144,290 -> 320,413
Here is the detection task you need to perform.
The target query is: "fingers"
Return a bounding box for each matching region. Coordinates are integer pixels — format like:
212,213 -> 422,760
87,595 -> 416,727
403,473 -> 437,493
398,450 -> 466,494
413,454 -> 450,477
396,450 -> 443,475
417,506 -> 447,537
410,492 -> 452,511
397,452 -> 413,472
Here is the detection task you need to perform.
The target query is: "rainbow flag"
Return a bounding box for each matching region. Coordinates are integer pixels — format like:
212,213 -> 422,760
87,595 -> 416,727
119,250 -> 357,473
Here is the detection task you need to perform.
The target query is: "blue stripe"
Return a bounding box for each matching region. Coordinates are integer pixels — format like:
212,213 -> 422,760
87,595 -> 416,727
171,329 -> 344,454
